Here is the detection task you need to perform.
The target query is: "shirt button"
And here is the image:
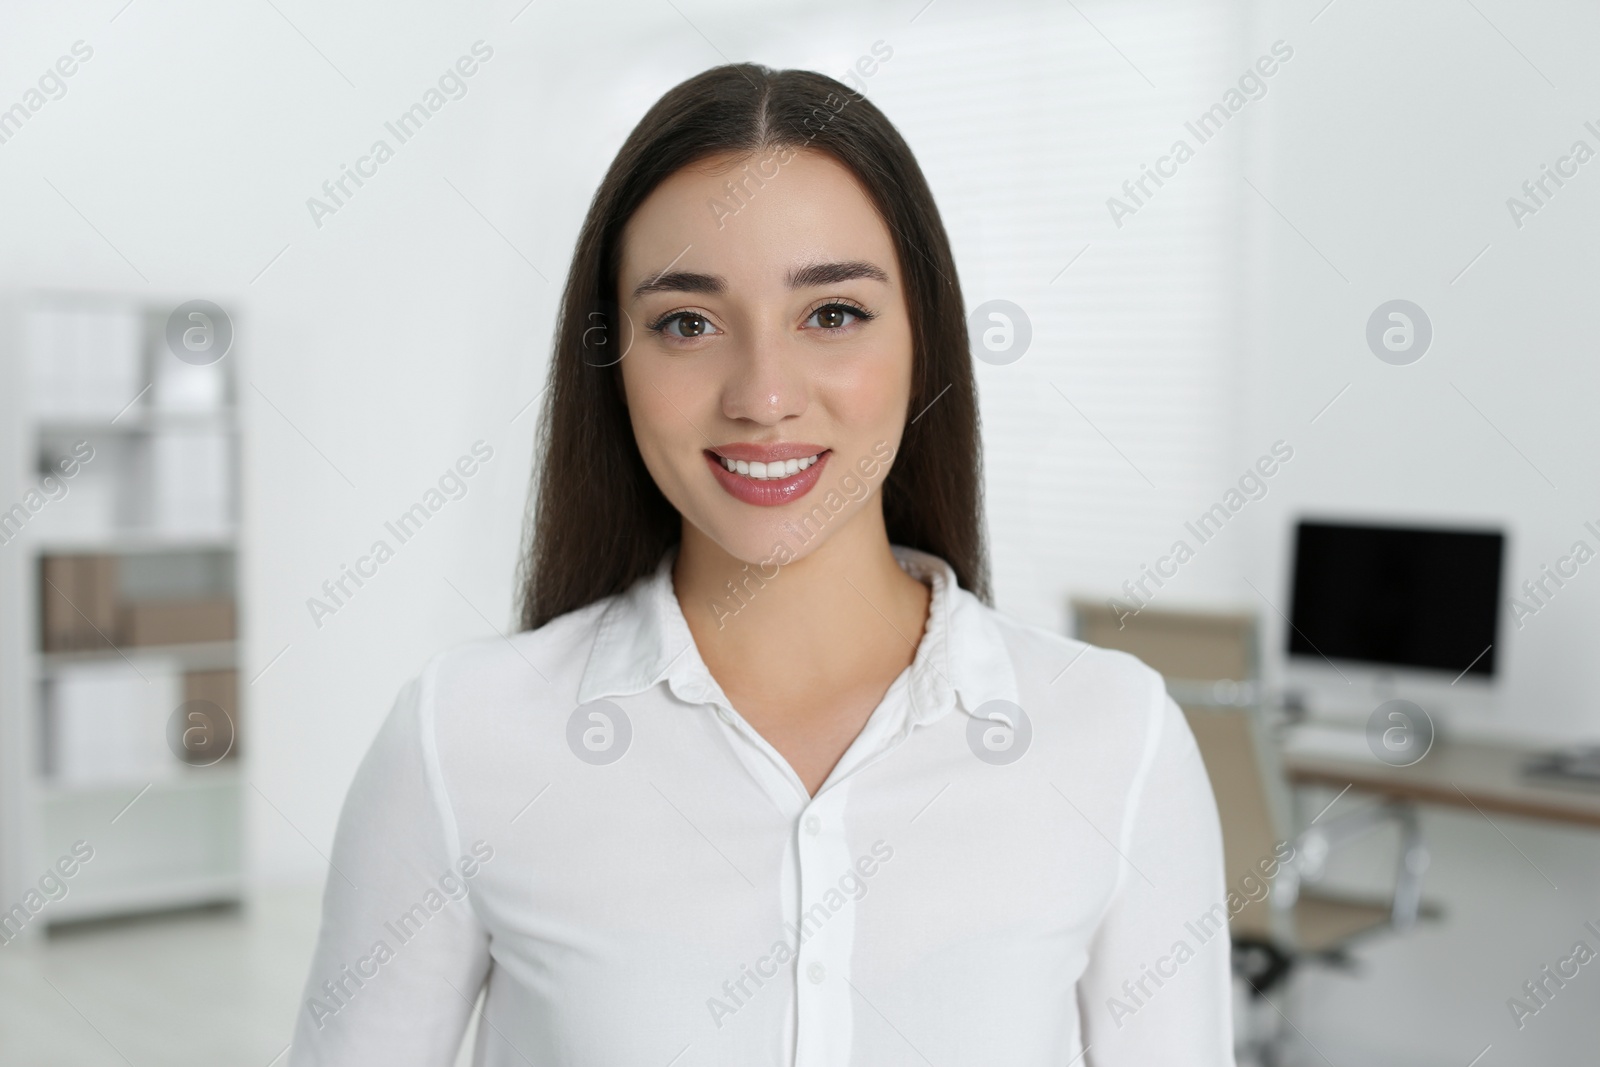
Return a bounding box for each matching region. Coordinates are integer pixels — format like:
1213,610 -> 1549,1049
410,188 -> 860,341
803,815 -> 821,836
807,962 -> 826,984
716,707 -> 734,724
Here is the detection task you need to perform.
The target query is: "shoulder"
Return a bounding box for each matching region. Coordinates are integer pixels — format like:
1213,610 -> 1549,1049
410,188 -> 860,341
349,592 -> 633,832
958,598 -> 1212,846
955,591 -> 1174,766
965,592 -> 1165,712
409,593 -> 616,729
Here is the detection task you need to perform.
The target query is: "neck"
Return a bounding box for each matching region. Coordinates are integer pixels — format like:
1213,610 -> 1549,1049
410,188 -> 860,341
673,504 -> 929,679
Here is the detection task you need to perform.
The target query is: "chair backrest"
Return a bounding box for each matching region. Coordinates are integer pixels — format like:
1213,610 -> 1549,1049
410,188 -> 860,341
1072,602 -> 1256,685
1070,599 -> 1293,943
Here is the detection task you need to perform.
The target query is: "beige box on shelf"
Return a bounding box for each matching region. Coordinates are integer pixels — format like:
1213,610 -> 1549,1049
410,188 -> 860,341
182,668 -> 239,763
121,598 -> 236,647
39,555 -> 119,652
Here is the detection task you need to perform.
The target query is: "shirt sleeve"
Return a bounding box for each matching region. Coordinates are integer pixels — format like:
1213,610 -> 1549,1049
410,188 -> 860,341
287,668 -> 492,1066
1077,682 -> 1237,1065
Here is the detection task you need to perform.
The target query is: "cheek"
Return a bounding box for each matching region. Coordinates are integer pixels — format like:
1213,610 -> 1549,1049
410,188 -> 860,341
820,332 -> 913,429
620,360 -> 709,480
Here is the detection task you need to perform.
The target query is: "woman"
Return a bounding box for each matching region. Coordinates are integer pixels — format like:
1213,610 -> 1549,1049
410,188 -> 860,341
290,63 -> 1234,1066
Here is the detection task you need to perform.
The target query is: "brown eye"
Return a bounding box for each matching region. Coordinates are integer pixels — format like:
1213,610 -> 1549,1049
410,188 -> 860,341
805,303 -> 869,331
657,312 -> 718,339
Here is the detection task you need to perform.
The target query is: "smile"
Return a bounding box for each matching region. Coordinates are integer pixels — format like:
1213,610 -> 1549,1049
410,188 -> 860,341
704,447 -> 831,507
714,453 -> 822,480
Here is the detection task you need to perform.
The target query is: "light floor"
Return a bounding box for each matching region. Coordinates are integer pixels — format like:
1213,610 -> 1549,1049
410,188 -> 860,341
0,887 -> 477,1066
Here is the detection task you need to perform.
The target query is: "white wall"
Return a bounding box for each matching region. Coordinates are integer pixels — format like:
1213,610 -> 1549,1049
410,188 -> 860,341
1240,0 -> 1600,743
1238,1 -> 1600,1063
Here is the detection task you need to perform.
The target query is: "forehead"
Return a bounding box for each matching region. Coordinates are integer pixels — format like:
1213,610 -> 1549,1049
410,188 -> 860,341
618,148 -> 898,293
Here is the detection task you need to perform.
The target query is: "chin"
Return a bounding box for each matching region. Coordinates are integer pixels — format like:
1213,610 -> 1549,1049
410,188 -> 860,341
695,510 -> 820,570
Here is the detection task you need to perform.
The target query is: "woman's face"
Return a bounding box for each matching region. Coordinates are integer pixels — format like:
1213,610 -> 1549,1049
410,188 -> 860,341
616,147 -> 914,566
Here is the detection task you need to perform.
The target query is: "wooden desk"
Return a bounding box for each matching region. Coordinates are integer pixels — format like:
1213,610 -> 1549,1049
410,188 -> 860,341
1285,737 -> 1600,830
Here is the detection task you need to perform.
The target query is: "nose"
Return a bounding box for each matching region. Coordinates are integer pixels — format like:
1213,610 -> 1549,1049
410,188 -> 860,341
719,323 -> 808,426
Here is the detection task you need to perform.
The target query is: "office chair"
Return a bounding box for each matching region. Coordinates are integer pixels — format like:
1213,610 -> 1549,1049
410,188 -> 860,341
1071,599 -> 1434,1066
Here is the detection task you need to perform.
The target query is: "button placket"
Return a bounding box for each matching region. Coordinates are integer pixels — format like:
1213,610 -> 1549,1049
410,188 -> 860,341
792,793 -> 857,1067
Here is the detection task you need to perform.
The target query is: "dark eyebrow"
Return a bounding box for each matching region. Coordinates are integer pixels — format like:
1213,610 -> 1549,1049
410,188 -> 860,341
786,260 -> 889,289
629,260 -> 890,300
632,270 -> 724,299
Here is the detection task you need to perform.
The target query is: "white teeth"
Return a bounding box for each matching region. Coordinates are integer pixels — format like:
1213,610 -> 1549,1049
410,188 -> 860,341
719,453 -> 821,480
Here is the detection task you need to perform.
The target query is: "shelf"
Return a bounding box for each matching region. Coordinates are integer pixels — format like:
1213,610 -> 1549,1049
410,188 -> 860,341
36,764 -> 241,802
29,532 -> 238,555
36,408 -> 238,434
43,872 -> 245,925
2,290 -> 248,931
38,640 -> 238,675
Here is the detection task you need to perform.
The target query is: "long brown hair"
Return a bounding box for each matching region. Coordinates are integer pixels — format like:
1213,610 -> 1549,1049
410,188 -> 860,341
517,62 -> 988,631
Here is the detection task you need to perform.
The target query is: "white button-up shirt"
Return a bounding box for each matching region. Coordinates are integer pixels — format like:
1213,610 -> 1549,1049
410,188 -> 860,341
290,545 -> 1235,1066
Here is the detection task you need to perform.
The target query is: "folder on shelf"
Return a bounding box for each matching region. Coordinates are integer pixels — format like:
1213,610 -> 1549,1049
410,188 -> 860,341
149,428 -> 233,534
24,304 -> 146,419
29,441 -> 120,541
46,659 -> 181,787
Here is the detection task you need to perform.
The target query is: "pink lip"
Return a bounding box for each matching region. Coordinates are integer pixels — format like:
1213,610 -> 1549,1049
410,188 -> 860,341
709,441 -> 827,463
705,449 -> 830,507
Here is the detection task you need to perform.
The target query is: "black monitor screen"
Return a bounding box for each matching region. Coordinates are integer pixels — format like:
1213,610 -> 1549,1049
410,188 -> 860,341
1287,520 -> 1504,677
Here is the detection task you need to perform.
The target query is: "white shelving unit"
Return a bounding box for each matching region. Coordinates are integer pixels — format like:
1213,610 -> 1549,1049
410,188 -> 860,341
0,292 -> 246,937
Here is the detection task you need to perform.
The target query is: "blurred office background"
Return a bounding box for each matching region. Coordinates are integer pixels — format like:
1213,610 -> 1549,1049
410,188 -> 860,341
2,0 -> 1598,1063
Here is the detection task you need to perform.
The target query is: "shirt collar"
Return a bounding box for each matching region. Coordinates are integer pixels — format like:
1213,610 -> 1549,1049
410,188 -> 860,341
576,544 -> 1018,725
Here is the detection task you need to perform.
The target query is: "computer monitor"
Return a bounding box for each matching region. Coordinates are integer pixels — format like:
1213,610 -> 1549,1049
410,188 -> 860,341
1287,519 -> 1505,682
